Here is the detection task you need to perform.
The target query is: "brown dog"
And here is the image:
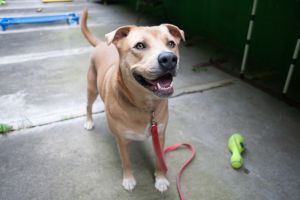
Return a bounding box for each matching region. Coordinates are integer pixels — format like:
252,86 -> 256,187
80,9 -> 184,192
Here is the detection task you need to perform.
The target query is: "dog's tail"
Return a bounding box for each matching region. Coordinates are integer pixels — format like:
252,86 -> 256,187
80,9 -> 100,47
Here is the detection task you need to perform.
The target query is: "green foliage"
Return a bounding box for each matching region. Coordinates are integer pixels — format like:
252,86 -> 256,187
0,124 -> 13,134
192,66 -> 208,73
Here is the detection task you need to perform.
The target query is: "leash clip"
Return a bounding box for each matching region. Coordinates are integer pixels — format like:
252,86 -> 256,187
151,111 -> 157,126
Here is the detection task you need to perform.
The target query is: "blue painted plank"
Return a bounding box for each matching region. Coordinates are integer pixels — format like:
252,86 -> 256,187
0,13 -> 79,31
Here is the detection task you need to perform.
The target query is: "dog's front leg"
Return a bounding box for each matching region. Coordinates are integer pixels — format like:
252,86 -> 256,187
116,136 -> 136,191
154,131 -> 170,193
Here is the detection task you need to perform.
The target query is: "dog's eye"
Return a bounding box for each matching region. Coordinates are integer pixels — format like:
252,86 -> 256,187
134,42 -> 146,50
167,41 -> 176,48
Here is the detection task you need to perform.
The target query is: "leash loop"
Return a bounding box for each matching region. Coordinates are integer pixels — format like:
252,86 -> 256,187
151,112 -> 196,200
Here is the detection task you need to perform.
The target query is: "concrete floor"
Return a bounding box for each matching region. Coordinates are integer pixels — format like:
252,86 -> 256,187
1,1 -> 300,200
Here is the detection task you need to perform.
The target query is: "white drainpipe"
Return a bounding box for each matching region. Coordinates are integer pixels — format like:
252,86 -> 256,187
283,39 -> 300,95
240,0 -> 258,76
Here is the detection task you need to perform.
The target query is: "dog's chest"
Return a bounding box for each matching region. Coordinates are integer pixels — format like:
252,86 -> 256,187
124,123 -> 165,141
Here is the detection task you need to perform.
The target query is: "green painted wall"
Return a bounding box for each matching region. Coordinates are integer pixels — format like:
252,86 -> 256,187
163,0 -> 252,52
127,0 -> 300,102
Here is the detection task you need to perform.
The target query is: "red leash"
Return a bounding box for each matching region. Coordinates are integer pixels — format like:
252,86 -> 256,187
151,115 -> 196,200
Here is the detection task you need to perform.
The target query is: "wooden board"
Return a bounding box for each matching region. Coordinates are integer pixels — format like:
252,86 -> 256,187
171,79 -> 233,98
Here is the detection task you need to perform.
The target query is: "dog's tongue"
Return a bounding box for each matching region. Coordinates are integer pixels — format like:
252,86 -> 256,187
149,74 -> 173,88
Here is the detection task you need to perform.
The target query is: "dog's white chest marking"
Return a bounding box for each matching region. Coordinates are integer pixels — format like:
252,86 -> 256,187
124,123 -> 165,141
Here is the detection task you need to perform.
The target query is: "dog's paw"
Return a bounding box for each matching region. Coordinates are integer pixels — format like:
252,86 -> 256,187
84,120 -> 94,130
155,176 -> 170,193
122,177 -> 136,191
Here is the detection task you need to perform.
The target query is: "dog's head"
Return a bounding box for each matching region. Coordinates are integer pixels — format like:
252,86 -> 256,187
105,24 -> 185,98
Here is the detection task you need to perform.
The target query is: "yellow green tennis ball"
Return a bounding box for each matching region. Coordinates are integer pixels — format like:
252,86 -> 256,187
228,133 -> 245,169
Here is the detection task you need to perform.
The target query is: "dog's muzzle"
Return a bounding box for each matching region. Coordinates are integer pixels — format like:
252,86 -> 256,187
132,52 -> 178,98
133,72 -> 175,98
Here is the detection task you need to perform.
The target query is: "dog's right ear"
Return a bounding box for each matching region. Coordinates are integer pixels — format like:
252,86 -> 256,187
105,26 -> 134,46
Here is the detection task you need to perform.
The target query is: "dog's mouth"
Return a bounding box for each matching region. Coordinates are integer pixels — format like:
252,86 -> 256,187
133,72 -> 174,97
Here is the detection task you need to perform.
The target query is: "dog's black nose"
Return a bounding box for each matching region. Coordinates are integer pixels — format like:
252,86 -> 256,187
158,52 -> 178,71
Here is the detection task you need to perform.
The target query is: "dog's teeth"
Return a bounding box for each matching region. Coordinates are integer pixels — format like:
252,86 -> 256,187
157,83 -> 162,90
157,82 -> 173,91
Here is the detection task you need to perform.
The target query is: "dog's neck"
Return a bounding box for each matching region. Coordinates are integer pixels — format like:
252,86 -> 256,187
116,67 -> 166,114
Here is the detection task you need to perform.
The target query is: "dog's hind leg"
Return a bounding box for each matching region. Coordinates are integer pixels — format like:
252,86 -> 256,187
84,63 -> 98,130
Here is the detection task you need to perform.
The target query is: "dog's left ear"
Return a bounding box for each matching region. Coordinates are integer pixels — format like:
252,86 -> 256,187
162,24 -> 185,42
105,26 -> 134,46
